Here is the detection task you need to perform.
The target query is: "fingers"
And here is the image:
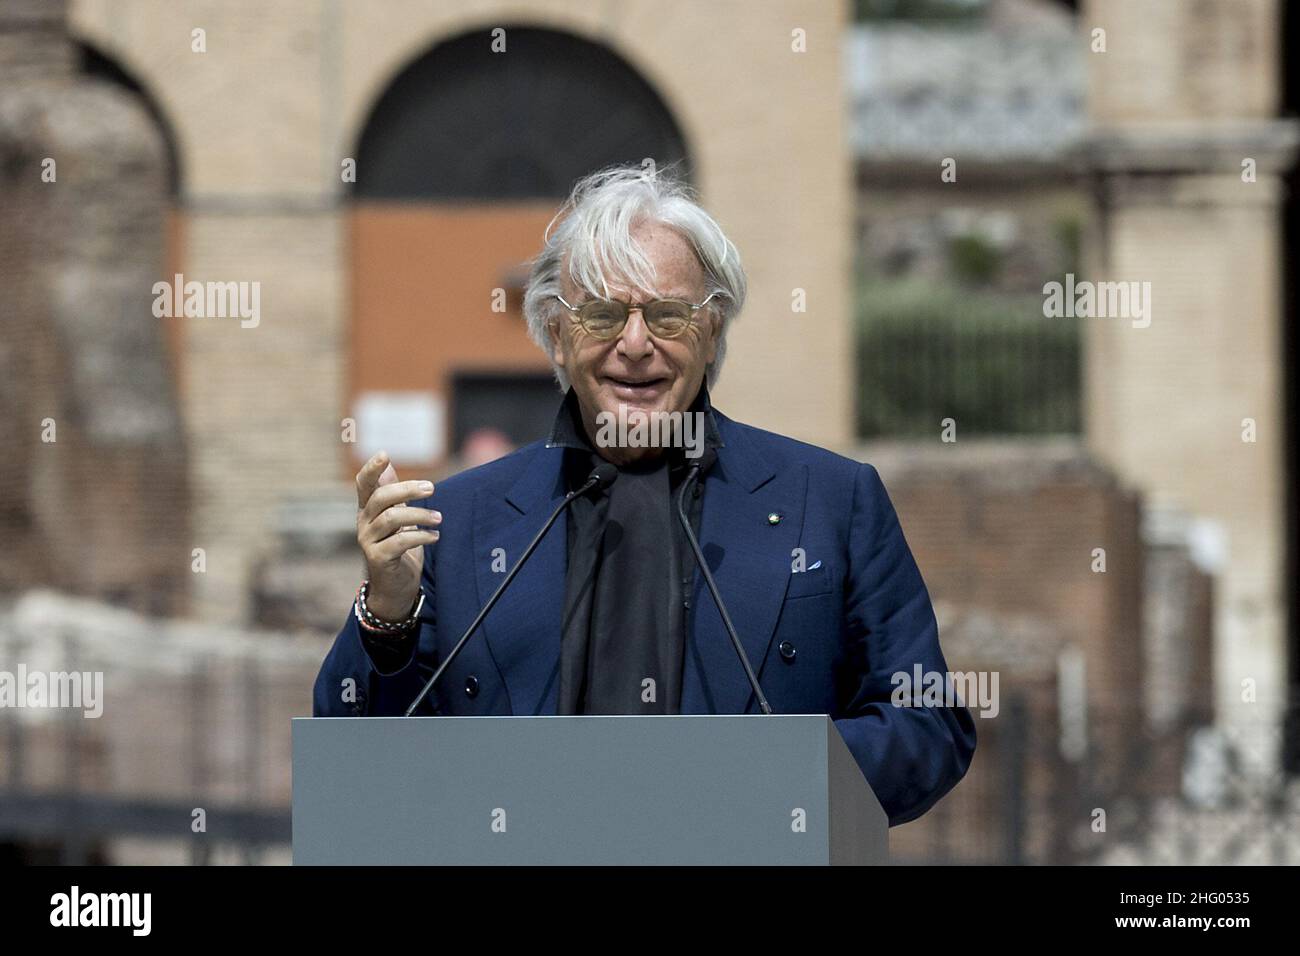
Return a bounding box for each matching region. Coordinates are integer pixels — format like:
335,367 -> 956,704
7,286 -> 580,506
359,506 -> 442,546
361,479 -> 436,523
355,452 -> 441,572
355,451 -> 390,508
368,528 -> 441,563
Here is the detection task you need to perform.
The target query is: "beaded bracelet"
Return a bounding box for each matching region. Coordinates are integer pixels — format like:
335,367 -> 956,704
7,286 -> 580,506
354,580 -> 424,637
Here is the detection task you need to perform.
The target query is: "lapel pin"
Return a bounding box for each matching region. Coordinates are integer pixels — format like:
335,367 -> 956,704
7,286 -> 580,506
767,512 -> 782,526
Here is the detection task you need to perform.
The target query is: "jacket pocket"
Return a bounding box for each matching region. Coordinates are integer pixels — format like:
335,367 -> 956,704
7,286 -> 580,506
785,565 -> 834,600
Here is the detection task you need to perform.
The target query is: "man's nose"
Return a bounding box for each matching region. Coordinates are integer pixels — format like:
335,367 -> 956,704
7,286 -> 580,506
616,307 -> 654,359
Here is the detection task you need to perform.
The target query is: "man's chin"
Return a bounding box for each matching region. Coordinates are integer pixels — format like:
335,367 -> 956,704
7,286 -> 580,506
597,387 -> 673,419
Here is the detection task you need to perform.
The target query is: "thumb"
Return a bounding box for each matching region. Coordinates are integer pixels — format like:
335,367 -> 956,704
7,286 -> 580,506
377,462 -> 399,487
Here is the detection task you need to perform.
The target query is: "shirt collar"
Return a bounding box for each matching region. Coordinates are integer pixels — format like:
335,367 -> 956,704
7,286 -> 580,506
546,384 -> 724,455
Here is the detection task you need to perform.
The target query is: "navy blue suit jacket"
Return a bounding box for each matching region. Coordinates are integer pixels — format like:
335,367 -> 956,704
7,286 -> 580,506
313,410 -> 976,826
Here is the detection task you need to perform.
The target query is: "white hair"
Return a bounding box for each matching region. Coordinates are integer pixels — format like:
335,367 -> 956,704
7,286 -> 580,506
522,164 -> 747,390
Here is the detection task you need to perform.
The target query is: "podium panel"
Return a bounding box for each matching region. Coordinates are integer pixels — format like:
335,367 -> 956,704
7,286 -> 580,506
292,714 -> 887,865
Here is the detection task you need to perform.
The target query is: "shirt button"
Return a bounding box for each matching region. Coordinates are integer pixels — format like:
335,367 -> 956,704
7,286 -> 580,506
778,641 -> 797,662
464,675 -> 480,698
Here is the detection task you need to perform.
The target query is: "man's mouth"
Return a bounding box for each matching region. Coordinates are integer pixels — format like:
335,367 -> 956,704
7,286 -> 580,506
604,375 -> 668,396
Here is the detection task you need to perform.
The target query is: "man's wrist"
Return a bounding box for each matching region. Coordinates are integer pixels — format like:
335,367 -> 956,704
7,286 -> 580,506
355,581 -> 423,637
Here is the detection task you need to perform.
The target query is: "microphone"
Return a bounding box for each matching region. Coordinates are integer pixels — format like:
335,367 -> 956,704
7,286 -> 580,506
676,462 -> 773,715
403,461 -> 618,716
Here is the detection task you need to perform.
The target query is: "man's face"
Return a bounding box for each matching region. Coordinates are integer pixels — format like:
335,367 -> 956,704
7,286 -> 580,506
550,222 -> 720,464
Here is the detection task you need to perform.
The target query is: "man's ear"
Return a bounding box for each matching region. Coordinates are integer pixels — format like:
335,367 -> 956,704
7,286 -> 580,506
549,318 -> 567,369
704,309 -> 722,364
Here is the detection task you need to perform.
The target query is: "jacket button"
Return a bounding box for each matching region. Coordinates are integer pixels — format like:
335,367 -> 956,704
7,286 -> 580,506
464,675 -> 480,698
778,641 -> 796,662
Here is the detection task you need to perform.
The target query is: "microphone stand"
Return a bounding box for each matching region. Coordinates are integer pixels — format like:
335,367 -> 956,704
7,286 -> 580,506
676,463 -> 773,715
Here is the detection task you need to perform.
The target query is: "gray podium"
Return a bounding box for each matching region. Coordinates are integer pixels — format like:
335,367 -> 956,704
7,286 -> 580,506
292,714 -> 888,865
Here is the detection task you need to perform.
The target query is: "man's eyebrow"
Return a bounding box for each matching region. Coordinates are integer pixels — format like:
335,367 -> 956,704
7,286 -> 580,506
571,282 -> 703,303
627,290 -> 696,300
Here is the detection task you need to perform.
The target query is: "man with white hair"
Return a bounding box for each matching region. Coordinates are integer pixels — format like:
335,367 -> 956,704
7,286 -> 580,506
314,165 -> 975,825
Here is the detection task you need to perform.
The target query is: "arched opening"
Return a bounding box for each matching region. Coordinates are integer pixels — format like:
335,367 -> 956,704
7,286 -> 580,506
78,43 -> 182,197
77,41 -> 187,395
346,26 -> 690,475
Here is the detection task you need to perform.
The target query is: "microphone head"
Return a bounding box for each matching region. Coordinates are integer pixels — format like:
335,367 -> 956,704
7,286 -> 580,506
589,462 -> 619,491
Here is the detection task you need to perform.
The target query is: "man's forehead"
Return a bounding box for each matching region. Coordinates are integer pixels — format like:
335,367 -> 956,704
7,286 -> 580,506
559,255 -> 704,301
579,280 -> 696,300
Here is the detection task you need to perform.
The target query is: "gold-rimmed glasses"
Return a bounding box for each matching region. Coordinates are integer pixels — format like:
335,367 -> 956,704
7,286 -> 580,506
553,292 -> 723,340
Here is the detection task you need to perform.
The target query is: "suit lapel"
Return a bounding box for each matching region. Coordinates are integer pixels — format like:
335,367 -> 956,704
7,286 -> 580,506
685,415 -> 807,714
471,444 -> 567,716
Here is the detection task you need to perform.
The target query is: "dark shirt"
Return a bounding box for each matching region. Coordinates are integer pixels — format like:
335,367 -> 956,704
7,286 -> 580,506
548,386 -> 721,713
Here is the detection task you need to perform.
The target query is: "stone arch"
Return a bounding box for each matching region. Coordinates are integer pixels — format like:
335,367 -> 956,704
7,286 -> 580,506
345,25 -> 692,473
76,40 -> 183,197
0,12 -> 189,616
349,25 -> 691,199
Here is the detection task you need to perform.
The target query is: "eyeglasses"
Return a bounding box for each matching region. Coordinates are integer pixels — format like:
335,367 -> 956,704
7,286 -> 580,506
553,292 -> 723,340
